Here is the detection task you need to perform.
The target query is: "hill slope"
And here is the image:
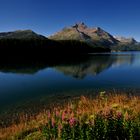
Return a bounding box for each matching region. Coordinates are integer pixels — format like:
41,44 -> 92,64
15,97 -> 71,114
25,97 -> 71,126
0,30 -> 46,39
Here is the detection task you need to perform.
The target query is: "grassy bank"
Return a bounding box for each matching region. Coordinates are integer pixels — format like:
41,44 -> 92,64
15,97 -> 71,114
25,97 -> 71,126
1,92 -> 140,140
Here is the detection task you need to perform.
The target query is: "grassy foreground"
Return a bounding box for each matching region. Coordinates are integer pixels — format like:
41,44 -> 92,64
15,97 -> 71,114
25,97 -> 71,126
1,92 -> 140,140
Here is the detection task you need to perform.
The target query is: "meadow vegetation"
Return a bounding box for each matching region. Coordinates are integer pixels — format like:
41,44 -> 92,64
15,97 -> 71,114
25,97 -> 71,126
1,92 -> 140,140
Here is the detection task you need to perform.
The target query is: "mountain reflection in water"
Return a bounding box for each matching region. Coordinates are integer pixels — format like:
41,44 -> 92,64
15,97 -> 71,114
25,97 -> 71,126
0,53 -> 134,77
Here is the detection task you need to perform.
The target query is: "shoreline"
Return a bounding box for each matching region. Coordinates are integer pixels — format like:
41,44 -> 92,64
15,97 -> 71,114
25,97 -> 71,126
1,92 -> 140,139
0,89 -> 140,127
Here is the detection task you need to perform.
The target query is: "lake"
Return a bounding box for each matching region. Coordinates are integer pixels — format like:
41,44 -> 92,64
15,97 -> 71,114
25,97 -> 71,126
0,52 -> 140,116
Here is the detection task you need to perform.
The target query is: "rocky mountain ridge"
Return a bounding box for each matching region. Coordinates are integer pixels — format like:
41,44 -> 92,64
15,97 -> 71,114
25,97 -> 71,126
0,23 -> 139,51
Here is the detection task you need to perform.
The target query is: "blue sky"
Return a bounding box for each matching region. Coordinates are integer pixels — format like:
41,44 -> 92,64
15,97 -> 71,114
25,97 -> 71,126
0,0 -> 140,41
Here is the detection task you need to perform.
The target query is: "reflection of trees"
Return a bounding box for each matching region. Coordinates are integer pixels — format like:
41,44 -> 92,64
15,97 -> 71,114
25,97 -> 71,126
0,61 -> 47,74
0,53 -> 134,76
0,56 -> 91,74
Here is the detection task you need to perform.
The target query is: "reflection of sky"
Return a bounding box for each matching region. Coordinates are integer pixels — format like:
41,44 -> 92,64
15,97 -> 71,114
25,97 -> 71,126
111,52 -> 134,68
0,68 -> 61,95
132,54 -> 140,66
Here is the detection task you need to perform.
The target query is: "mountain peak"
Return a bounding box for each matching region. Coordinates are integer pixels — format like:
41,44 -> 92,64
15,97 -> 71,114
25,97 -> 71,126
50,23 -> 119,47
72,22 -> 87,29
95,27 -> 103,31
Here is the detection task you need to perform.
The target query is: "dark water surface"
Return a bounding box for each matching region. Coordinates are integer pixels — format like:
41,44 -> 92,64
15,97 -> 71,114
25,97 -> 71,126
0,52 -> 140,113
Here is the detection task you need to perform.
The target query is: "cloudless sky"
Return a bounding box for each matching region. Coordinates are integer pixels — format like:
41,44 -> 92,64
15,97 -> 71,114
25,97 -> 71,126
0,0 -> 140,40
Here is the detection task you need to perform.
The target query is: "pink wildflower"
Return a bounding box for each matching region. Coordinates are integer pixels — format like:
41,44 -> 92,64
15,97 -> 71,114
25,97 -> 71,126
116,111 -> 122,119
55,110 -> 60,117
58,124 -> 62,130
69,118 -> 77,127
62,112 -> 66,121
51,117 -> 55,127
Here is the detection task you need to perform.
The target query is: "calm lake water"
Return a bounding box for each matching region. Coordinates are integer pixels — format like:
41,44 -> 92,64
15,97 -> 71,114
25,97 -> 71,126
0,52 -> 140,113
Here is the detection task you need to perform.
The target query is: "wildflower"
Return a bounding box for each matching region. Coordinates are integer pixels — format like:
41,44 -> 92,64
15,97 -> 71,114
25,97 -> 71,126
58,124 -> 62,130
55,110 -> 60,117
48,111 -> 51,119
58,124 -> 62,137
116,111 -> 122,119
62,112 -> 66,121
51,117 -> 55,127
69,118 -> 77,127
